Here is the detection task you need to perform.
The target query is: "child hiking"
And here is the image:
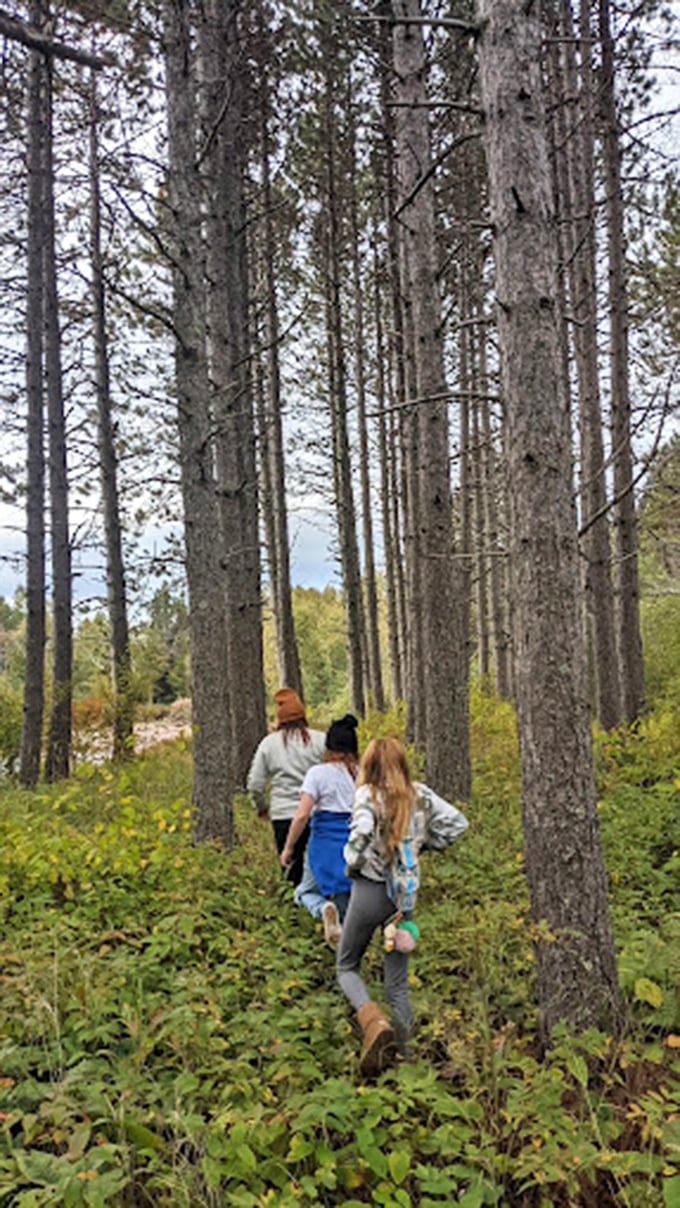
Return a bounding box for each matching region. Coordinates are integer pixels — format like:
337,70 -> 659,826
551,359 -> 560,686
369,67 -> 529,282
280,714 -> 359,946
337,737 -> 469,1077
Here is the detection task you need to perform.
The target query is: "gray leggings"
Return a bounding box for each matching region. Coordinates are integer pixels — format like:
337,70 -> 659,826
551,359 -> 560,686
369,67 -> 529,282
336,875 -> 414,1045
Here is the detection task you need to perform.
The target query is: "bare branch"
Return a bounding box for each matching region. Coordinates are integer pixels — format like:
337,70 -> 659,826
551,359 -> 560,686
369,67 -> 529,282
0,8 -> 116,69
354,13 -> 479,33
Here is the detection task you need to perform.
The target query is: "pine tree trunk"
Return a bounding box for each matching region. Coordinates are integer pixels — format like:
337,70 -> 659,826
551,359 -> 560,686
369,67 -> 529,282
477,0 -> 624,1038
163,0 -> 236,845
598,0 -> 645,722
257,71 -> 303,696
42,50 -> 71,783
377,5 -> 409,705
471,385 -> 490,682
554,0 -> 622,730
373,233 -> 402,702
348,93 -> 385,712
89,73 -> 134,761
322,71 -> 366,717
392,0 -> 470,797
477,320 -> 511,698
199,0 -> 266,778
19,15 -> 46,789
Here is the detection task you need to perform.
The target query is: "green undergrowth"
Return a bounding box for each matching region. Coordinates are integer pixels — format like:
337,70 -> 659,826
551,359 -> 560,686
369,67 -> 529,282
0,704 -> 678,1208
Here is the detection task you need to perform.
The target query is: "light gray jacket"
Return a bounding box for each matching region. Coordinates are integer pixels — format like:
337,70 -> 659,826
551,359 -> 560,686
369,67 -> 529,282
246,729 -> 326,821
344,782 -> 469,883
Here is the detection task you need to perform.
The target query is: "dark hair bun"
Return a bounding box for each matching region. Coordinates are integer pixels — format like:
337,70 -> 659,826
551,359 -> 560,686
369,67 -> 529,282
326,713 -> 359,755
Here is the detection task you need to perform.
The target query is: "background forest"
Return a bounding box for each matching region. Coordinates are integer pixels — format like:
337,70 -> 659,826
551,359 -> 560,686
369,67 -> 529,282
0,0 -> 679,1204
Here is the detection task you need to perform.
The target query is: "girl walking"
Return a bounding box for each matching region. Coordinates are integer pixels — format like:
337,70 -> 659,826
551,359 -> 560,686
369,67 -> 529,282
247,688 -> 326,887
280,715 -> 359,946
338,737 -> 469,1076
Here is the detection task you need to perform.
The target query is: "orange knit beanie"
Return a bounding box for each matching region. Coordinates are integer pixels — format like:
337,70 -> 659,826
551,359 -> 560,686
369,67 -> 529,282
274,687 -> 306,724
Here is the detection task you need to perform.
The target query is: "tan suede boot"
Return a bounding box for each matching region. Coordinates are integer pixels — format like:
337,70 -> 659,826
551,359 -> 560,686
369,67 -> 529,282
356,1002 -> 397,1077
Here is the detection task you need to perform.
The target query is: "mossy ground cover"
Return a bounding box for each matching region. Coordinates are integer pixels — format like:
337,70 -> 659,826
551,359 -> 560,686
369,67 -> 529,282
0,703 -> 678,1207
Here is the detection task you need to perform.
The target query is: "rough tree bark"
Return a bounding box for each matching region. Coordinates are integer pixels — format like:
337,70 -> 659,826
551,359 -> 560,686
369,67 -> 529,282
598,0 -> 645,722
477,315 -> 512,698
256,52 -> 303,696
42,46 -> 72,783
373,227 -> 403,702
163,0 -> 235,845
392,0 -> 470,798
554,0 -> 622,730
322,65 -> 366,718
348,86 -> 385,712
477,0 -> 624,1037
89,72 -> 134,761
19,10 -> 46,789
199,0 -> 266,779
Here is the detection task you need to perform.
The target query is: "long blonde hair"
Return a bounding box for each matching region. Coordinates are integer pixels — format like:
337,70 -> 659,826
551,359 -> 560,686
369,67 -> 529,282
358,737 -> 416,856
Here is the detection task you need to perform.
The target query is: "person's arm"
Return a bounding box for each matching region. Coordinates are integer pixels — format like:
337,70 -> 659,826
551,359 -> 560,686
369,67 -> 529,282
420,786 -> 469,848
343,788 -> 376,874
246,741 -> 270,818
280,792 -> 315,868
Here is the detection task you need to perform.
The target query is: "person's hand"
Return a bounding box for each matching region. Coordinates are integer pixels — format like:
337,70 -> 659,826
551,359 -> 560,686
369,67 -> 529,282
280,846 -> 293,870
257,805 -> 269,820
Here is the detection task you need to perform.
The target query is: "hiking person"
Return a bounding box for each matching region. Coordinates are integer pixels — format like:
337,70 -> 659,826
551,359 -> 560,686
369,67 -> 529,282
280,714 -> 359,947
246,688 -> 325,887
337,736 -> 469,1076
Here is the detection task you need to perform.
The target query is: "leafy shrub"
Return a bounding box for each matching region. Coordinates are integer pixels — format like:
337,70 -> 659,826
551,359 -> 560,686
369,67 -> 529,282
594,708 -> 680,789
1,701 -> 679,1206
358,700 -> 425,779
0,676 -> 22,772
641,593 -> 680,709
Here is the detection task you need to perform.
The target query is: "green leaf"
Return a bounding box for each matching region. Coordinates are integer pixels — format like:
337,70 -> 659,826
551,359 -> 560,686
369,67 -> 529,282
388,1149 -> 410,1185
566,1054 -> 589,1088
635,977 -> 665,1008
664,1175 -> 680,1208
236,1144 -> 257,1172
362,1146 -> 388,1177
122,1120 -> 164,1150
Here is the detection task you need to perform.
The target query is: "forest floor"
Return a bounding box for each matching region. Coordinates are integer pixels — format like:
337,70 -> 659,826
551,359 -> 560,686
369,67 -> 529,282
2,698 -> 678,1205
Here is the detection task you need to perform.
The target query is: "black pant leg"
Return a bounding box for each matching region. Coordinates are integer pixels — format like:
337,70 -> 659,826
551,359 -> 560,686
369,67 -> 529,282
271,818 -> 310,888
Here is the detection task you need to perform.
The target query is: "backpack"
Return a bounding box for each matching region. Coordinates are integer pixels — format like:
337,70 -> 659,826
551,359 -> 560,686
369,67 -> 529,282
385,833 -> 420,915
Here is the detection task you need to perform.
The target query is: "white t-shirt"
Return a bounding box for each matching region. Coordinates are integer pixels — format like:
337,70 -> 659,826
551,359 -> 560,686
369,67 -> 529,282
300,762 -> 355,815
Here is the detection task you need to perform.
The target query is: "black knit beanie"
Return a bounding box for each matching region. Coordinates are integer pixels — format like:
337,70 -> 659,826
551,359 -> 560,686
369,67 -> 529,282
325,713 -> 359,755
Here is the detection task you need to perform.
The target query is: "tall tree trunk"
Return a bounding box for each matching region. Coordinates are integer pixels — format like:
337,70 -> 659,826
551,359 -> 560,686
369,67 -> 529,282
322,70 -> 366,718
554,0 -> 622,730
471,368 -> 490,681
373,229 -> 402,701
477,318 -> 511,698
598,0 -> 645,722
377,3 -> 410,707
199,0 -> 266,779
19,11 -> 46,789
42,46 -> 72,783
89,72 -> 134,761
163,0 -> 235,845
258,98 -> 303,697
457,259 -> 477,679
477,0 -> 624,1038
392,0 -> 470,798
348,88 -> 385,712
